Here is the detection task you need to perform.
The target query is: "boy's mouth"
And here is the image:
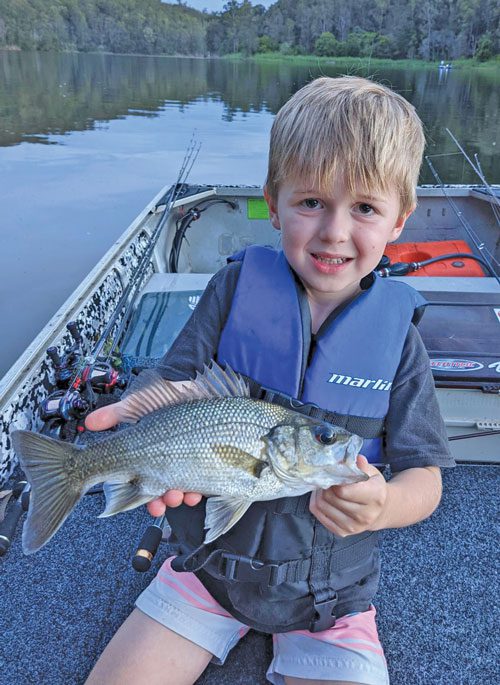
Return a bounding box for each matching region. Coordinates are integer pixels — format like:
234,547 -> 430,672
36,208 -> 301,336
311,252 -> 352,265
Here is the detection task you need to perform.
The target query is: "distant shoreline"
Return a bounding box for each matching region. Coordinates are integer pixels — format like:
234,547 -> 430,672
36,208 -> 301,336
0,47 -> 497,70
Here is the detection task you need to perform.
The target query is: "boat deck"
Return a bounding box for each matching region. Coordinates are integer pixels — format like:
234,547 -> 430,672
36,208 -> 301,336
1,462 -> 497,684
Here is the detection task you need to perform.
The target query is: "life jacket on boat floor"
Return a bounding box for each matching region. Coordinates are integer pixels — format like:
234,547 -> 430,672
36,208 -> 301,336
168,246 -> 426,634
384,240 -> 485,277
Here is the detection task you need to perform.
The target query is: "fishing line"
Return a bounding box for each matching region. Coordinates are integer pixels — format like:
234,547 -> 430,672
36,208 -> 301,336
446,128 -> 500,217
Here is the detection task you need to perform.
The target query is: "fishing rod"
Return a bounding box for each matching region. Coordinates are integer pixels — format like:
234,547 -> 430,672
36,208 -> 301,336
31,138 -> 203,438
132,514 -> 170,572
473,153 -> 500,226
1,140 -> 202,556
39,137 -> 201,430
425,156 -> 500,285
106,141 -> 201,357
0,482 -> 29,557
445,128 -> 500,218
73,136 -> 201,378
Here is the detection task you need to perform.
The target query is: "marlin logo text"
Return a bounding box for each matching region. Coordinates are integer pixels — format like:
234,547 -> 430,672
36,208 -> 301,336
328,373 -> 392,391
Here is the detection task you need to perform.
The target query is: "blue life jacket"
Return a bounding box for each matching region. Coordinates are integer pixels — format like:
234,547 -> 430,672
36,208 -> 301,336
168,245 -> 426,634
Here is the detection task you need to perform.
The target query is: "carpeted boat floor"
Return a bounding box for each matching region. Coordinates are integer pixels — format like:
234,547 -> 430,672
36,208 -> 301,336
0,465 -> 498,685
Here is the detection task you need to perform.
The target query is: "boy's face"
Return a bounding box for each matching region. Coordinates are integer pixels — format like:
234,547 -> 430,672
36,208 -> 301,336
265,176 -> 411,307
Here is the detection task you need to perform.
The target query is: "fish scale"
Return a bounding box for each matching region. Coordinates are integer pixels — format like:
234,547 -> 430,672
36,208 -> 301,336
81,397 -> 292,496
12,362 -> 366,554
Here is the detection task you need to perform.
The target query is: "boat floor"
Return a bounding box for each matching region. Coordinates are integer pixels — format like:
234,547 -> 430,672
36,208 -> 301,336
0,464 -> 497,684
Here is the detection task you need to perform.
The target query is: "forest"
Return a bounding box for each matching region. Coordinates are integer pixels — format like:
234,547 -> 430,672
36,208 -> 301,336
0,0 -> 498,62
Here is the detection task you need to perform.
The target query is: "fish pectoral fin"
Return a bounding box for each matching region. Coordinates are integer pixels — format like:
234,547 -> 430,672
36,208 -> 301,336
98,480 -> 152,517
203,496 -> 252,544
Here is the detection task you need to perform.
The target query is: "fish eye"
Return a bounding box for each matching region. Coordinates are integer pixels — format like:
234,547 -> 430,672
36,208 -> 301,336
315,426 -> 337,445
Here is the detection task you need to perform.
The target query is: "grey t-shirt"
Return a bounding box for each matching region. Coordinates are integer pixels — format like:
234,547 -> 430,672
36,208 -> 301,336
159,261 -> 455,472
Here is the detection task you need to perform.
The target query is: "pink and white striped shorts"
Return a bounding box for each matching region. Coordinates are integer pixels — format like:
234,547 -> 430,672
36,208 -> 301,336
135,557 -> 389,685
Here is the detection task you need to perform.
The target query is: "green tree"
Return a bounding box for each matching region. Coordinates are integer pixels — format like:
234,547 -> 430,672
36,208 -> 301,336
257,34 -> 277,52
314,31 -> 340,56
475,34 -> 493,60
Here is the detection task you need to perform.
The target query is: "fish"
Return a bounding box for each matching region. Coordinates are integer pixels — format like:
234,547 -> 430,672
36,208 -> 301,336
12,361 -> 367,554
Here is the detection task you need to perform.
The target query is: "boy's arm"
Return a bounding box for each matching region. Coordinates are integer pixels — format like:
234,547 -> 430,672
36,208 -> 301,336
310,459 -> 442,537
310,325 -> 454,537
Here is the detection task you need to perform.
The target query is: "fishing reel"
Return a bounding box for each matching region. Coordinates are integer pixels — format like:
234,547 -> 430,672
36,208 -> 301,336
47,321 -> 85,389
39,389 -> 90,423
80,359 -> 129,395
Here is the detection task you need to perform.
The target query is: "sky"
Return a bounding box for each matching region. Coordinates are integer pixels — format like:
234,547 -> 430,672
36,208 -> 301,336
169,0 -> 274,12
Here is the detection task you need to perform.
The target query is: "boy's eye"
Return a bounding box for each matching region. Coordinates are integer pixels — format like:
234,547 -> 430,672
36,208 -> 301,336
302,198 -> 322,209
357,203 -> 375,215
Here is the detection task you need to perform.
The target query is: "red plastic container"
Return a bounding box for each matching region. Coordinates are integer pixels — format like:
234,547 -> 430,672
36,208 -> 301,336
383,240 -> 485,277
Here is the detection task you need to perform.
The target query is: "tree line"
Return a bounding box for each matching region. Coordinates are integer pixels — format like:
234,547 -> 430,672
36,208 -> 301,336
0,0 -> 498,61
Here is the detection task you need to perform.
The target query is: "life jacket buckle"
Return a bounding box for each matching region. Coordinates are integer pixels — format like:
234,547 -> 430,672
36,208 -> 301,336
309,594 -> 338,632
260,387 -> 320,417
218,552 -> 280,586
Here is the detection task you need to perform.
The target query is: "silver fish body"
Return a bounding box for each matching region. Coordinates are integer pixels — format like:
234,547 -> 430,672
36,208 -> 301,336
12,363 -> 366,554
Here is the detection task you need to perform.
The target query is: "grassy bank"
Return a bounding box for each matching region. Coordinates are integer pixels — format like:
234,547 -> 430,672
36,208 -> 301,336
224,52 -> 499,70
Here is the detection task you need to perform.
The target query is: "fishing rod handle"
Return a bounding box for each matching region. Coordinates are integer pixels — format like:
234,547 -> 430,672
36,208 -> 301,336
0,498 -> 24,557
47,346 -> 62,367
67,321 -> 83,344
132,517 -> 165,572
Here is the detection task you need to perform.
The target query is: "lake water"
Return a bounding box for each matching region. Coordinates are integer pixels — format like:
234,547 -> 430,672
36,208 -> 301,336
0,52 -> 498,378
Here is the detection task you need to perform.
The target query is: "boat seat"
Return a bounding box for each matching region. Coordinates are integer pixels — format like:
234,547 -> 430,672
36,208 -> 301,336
121,273 -> 213,360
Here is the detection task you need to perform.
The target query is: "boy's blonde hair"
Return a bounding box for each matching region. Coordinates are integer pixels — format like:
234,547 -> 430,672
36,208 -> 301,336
265,76 -> 425,215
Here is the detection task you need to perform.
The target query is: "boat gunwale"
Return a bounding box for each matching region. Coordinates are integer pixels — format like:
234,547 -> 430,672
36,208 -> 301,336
0,183 -> 169,408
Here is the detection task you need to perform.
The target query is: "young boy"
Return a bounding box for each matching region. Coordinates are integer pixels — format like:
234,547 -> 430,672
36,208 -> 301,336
85,76 -> 455,685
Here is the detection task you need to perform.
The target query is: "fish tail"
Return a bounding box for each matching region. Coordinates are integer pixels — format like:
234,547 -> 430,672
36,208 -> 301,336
11,430 -> 86,554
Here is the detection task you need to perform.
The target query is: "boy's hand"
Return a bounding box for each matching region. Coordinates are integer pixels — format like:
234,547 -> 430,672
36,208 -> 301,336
85,402 -> 202,516
309,455 -> 387,537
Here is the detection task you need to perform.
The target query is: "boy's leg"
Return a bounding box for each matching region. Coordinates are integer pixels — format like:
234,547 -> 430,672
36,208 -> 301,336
85,557 -> 250,684
85,608 -> 213,685
268,606 -> 388,685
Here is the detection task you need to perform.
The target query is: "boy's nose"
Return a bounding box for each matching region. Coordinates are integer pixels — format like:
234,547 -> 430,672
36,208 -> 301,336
318,211 -> 350,243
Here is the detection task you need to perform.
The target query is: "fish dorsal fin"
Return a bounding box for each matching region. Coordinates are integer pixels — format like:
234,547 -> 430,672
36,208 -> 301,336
120,361 -> 249,423
192,361 -> 250,399
119,369 -> 190,423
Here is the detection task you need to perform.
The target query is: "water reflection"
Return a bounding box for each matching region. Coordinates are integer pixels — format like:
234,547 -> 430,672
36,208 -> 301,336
0,51 -> 498,182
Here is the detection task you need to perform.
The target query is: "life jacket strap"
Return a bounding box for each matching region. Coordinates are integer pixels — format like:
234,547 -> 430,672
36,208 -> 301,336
171,531 -> 378,590
251,382 -> 385,439
171,545 -> 307,586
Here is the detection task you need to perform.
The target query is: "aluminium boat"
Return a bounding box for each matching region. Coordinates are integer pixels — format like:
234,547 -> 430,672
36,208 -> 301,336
0,180 -> 498,685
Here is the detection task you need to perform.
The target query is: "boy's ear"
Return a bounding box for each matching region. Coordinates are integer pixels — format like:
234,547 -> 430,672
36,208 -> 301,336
389,207 -> 414,242
263,187 -> 281,230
